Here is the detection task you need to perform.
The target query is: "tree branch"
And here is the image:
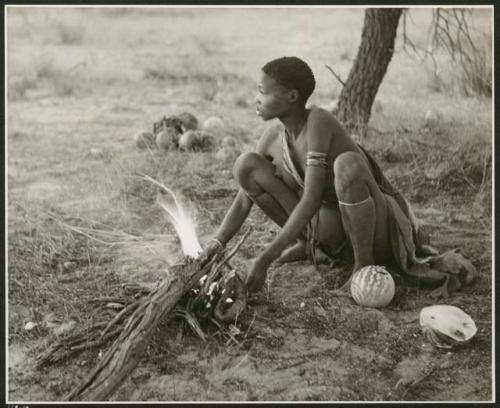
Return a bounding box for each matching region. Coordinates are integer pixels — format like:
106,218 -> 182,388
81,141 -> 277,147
325,64 -> 346,87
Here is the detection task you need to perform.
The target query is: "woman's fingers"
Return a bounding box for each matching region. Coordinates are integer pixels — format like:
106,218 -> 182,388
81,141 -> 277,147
197,241 -> 224,267
214,299 -> 246,322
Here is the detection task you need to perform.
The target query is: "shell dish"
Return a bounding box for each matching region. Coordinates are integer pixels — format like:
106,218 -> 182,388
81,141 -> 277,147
419,305 -> 477,349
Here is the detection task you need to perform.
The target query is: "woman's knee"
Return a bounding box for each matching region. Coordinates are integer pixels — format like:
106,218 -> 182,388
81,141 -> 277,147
333,152 -> 369,195
233,152 -> 265,185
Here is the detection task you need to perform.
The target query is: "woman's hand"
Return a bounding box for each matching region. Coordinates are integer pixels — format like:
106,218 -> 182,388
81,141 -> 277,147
197,238 -> 225,267
246,254 -> 273,293
214,271 -> 247,323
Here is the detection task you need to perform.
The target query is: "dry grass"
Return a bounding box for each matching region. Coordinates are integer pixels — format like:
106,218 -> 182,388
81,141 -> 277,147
8,54 -> 98,100
7,210 -> 118,340
424,41 -> 492,97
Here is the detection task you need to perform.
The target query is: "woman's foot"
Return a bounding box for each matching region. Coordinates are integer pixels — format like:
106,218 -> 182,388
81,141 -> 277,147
309,246 -> 335,265
330,276 -> 352,298
329,262 -> 367,298
276,240 -> 334,265
276,240 -> 308,264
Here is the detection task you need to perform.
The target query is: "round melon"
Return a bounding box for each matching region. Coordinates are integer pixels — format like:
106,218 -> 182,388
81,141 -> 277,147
215,146 -> 240,162
195,130 -> 216,152
424,109 -> 442,128
88,147 -> 105,159
156,128 -> 179,151
350,265 -> 395,308
203,116 -> 225,134
222,135 -> 237,148
178,130 -> 199,151
178,112 -> 198,131
134,131 -> 155,150
215,147 -> 232,162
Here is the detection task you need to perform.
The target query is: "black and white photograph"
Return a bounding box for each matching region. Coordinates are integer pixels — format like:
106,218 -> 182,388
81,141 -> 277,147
5,4 -> 494,403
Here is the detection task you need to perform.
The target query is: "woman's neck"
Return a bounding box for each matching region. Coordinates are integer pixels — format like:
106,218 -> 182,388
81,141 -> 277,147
280,105 -> 309,141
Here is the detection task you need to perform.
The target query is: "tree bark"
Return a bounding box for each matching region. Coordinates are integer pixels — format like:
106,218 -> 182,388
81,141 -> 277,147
335,8 -> 403,139
65,260 -> 209,401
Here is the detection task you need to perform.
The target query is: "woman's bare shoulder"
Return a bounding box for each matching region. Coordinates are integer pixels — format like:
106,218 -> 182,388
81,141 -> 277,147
308,106 -> 342,127
309,106 -> 349,139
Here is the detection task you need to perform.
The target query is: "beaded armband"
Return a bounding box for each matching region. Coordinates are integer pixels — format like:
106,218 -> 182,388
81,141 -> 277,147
306,151 -> 329,168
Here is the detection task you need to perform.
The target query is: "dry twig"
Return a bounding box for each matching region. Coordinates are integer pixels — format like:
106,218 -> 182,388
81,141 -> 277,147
325,64 -> 346,87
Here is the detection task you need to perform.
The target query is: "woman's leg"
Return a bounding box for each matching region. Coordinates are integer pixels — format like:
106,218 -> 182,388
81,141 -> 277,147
233,152 -> 347,263
333,151 -> 392,274
233,152 -> 300,226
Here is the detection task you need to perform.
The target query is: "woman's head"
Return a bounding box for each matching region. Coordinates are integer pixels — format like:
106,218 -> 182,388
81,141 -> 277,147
256,57 -> 315,120
262,57 -> 315,103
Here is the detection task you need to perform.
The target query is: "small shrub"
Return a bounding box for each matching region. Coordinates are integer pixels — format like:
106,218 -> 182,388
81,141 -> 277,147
51,74 -> 80,97
427,50 -> 491,98
426,69 -> 452,94
7,56 -> 57,101
422,10 -> 491,98
458,42 -> 492,97
234,96 -> 249,108
452,137 -> 491,187
55,21 -> 85,45
27,55 -> 88,98
472,180 -> 491,220
35,57 -> 57,80
7,58 -> 87,101
143,65 -> 173,81
8,75 -> 37,100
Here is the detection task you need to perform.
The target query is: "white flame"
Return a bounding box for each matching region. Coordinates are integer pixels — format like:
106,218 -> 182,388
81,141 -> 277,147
141,175 -> 202,258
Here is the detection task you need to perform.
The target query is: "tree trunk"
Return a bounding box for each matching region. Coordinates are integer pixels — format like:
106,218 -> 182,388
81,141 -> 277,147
335,8 -> 402,139
65,261 -> 208,401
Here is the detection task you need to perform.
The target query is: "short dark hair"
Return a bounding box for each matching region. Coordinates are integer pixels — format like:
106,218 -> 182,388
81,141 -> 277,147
262,56 -> 316,103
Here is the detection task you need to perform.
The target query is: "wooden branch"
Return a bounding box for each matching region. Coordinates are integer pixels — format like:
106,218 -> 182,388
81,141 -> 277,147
325,64 -> 346,87
36,322 -> 117,367
201,228 -> 252,293
65,257 -> 216,401
100,299 -> 142,338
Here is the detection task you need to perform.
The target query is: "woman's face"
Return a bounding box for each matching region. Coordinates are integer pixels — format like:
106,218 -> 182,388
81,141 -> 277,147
255,71 -> 291,121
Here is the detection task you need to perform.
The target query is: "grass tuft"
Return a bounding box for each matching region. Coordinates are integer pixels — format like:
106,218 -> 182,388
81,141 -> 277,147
8,55 -> 94,100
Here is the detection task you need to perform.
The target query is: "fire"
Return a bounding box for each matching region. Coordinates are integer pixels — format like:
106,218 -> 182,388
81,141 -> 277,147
157,199 -> 202,258
141,175 -> 202,258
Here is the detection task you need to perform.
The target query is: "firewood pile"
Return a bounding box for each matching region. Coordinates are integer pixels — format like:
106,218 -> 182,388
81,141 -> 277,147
35,229 -> 250,401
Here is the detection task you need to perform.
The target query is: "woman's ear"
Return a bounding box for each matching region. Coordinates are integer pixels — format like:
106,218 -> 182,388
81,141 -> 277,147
287,89 -> 300,103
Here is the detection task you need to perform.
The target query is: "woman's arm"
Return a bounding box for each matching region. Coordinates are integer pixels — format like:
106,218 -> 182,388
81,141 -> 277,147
214,189 -> 253,246
259,110 -> 333,262
214,123 -> 281,245
259,167 -> 325,261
